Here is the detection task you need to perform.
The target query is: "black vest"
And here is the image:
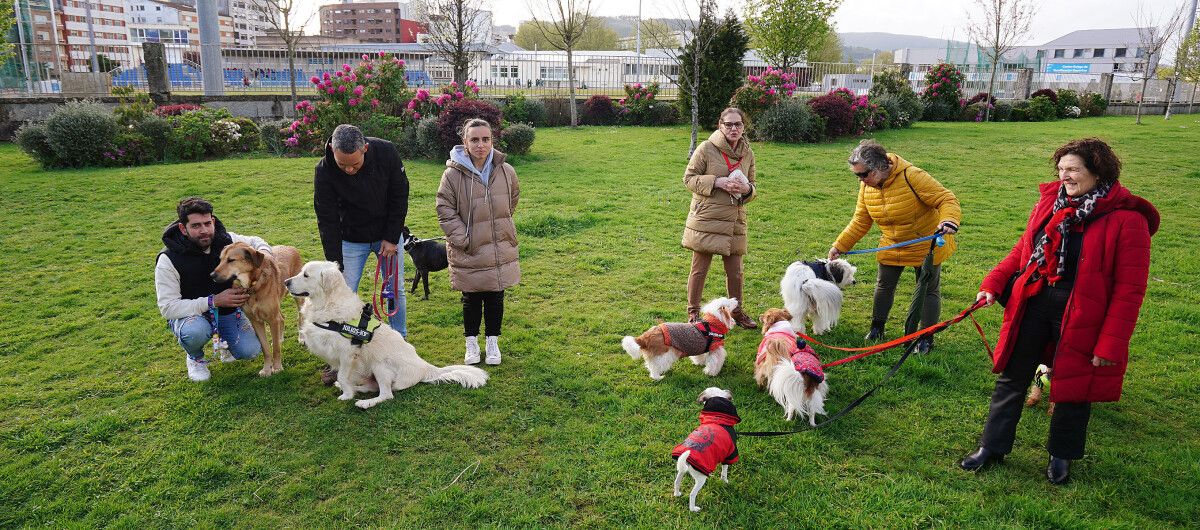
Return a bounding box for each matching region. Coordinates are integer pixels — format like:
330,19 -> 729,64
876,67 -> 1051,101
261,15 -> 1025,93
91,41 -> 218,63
159,224 -> 235,315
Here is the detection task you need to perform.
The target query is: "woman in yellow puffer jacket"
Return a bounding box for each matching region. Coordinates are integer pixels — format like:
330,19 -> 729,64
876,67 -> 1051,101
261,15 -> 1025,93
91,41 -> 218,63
828,140 -> 962,353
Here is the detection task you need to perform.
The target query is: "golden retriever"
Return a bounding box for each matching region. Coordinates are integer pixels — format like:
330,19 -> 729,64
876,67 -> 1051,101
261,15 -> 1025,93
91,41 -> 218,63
211,242 -> 303,376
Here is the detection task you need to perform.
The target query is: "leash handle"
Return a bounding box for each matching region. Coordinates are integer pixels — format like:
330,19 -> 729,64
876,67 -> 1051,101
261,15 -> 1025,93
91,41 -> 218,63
842,232 -> 945,256
372,254 -> 401,320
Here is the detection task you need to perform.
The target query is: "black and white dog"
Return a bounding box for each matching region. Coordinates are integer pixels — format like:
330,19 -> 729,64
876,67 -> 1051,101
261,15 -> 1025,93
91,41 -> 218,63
401,226 -> 448,300
779,258 -> 857,335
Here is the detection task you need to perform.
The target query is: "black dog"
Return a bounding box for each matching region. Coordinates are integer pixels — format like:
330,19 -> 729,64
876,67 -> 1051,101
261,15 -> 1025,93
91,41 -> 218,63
401,226 -> 448,300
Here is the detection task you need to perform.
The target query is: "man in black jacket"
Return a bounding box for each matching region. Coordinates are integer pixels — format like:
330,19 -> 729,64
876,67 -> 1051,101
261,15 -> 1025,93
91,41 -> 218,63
314,124 -> 410,335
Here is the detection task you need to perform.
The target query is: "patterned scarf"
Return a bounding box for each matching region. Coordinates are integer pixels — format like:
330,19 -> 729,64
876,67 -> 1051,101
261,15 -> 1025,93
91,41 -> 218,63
1026,182 -> 1111,283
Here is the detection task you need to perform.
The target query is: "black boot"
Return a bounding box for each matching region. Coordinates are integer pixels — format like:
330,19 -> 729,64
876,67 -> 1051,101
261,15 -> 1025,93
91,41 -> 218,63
864,322 -> 885,341
1046,456 -> 1071,485
960,446 -> 1004,471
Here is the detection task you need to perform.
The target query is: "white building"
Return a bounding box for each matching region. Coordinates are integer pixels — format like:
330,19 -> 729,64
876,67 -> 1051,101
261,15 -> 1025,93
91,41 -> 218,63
1034,28 -> 1148,75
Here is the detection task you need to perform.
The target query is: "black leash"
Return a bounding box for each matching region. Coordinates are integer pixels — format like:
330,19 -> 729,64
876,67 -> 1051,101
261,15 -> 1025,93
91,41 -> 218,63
739,335 -> 922,437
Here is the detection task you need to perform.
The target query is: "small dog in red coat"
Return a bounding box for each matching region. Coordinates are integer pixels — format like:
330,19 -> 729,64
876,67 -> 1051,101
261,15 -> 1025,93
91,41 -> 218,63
756,308 -> 829,426
622,297 -> 737,380
672,387 -> 740,512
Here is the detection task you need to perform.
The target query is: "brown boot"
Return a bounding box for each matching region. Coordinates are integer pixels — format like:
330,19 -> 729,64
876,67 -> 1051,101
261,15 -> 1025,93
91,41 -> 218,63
731,307 -> 757,329
687,308 -> 701,323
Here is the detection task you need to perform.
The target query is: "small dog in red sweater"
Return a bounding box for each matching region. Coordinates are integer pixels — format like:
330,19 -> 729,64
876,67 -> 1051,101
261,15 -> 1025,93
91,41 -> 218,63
672,387 -> 740,512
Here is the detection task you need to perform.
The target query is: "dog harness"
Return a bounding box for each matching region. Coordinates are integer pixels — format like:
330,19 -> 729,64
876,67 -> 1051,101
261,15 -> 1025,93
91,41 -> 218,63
757,324 -> 825,383
671,398 -> 741,475
313,303 -> 383,346
659,316 -> 728,357
804,260 -> 834,282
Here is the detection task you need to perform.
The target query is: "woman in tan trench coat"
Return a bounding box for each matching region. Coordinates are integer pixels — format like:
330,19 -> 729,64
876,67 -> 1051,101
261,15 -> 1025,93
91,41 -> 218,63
436,118 -> 520,366
682,107 -> 758,328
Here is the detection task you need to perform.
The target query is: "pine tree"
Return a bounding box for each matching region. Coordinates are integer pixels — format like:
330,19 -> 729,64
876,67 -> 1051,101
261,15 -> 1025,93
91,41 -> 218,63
676,10 -> 750,130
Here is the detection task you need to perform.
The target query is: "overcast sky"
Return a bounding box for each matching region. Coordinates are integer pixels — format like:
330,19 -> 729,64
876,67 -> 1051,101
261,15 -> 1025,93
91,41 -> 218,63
301,0 -> 1197,47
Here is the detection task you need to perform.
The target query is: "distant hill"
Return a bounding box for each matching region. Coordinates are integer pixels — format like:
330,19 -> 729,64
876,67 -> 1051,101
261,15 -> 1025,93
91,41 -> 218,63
840,32 -> 970,53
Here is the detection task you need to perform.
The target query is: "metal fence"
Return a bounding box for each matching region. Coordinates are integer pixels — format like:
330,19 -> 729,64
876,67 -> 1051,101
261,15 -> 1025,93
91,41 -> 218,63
2,43 -> 1196,105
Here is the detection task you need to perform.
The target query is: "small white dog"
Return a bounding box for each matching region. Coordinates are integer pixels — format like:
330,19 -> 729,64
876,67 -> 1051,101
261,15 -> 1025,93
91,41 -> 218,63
286,261 -> 488,409
780,258 -> 857,335
671,387 -> 740,512
727,168 -> 750,200
622,297 -> 738,380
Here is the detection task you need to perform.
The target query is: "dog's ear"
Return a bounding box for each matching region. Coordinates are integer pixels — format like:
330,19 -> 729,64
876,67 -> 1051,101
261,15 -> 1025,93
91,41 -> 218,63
830,262 -> 845,284
247,247 -> 265,268
319,264 -> 343,293
719,307 -> 732,324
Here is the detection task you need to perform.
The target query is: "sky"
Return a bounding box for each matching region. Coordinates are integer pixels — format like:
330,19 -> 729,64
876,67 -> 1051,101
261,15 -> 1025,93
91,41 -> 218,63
300,0 -> 1197,48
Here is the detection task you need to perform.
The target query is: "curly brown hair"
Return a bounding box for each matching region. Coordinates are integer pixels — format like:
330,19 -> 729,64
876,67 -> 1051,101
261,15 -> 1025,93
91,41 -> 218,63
176,196 -> 213,225
1052,138 -> 1121,185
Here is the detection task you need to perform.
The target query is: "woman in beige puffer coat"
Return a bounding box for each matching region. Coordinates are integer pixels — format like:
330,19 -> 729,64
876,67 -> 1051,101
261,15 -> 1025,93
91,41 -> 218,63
681,107 -> 758,328
436,118 -> 520,366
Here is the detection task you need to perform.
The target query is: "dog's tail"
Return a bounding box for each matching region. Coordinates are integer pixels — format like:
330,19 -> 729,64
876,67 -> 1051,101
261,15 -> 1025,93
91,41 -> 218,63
768,361 -> 809,417
801,279 -> 844,333
676,450 -> 692,474
622,336 -> 644,360
423,364 -> 489,388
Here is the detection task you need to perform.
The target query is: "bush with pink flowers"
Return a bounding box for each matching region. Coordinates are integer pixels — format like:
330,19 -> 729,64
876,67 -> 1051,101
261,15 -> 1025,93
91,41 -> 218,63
285,52 -> 412,153
828,88 -> 886,134
405,80 -> 481,123
729,67 -> 799,120
616,82 -> 667,125
920,63 -> 965,121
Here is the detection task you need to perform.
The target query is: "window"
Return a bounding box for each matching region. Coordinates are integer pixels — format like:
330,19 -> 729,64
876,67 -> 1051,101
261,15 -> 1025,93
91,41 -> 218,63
1093,49 -> 1105,58
1053,49 -> 1064,58
1135,47 -> 1146,58
539,66 -> 567,80
1073,48 -> 1085,58
1114,48 -> 1127,58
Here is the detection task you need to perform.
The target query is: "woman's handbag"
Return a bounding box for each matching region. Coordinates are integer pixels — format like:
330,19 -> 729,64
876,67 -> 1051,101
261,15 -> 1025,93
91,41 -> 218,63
997,268 -> 1024,308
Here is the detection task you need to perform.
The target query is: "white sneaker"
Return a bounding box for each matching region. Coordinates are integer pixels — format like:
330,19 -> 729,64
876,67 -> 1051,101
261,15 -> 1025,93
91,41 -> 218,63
485,336 -> 501,365
186,355 -> 211,382
464,336 -> 481,365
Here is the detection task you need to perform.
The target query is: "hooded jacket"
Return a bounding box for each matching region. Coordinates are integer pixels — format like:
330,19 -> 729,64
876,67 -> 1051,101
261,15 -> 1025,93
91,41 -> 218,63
671,397 -> 741,475
154,216 -> 269,319
436,148 -> 521,293
834,154 -> 961,266
981,181 -> 1159,403
314,137 -> 410,267
682,129 -> 757,256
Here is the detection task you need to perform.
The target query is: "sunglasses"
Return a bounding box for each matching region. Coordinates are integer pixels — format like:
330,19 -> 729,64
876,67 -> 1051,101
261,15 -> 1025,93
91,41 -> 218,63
721,121 -> 744,129
854,170 -> 871,178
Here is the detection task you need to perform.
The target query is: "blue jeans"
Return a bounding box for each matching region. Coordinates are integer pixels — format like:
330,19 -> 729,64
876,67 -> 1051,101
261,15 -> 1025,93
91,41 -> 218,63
169,310 -> 261,361
341,240 -> 407,336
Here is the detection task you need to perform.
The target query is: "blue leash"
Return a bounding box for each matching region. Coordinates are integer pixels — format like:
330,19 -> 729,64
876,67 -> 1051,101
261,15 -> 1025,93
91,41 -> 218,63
843,233 -> 946,255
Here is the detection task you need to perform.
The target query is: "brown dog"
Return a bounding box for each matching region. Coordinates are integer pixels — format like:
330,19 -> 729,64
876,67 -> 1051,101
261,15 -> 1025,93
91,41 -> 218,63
211,242 -> 303,376
754,309 -> 794,388
621,297 -> 738,380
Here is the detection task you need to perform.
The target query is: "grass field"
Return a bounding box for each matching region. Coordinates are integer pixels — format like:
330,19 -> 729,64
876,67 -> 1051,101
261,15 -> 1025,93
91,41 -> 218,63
1,116 -> 1198,528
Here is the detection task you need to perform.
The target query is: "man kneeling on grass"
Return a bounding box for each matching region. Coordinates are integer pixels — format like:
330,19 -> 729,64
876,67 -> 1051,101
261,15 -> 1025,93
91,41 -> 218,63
154,197 -> 272,381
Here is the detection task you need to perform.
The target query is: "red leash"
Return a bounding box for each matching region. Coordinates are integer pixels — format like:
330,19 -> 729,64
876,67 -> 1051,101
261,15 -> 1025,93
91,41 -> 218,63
372,254 -> 401,320
803,300 -> 993,369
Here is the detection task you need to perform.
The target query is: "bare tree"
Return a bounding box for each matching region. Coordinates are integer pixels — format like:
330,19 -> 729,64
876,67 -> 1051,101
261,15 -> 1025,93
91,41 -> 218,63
1133,2 -> 1187,124
250,0 -> 316,118
965,0 -> 1036,122
527,0 -> 596,127
1165,2 -> 1198,120
646,0 -> 721,155
414,0 -> 491,85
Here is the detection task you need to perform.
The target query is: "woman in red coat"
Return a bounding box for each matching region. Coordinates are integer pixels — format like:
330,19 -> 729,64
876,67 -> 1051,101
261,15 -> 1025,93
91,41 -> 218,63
960,138 -> 1159,485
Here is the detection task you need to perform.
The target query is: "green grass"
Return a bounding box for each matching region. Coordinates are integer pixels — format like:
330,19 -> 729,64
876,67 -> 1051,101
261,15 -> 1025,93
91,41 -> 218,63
1,116 -> 1198,528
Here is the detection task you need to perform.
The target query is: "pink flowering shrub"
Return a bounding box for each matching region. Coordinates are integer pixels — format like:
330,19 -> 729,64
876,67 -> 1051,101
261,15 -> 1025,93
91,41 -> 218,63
285,52 -> 411,153
729,67 -> 799,119
828,88 -> 886,134
616,82 -> 663,125
405,79 -> 481,123
920,63 -> 965,121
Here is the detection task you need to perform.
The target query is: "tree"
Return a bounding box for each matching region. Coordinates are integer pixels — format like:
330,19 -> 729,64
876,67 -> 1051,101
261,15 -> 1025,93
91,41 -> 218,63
1178,27 -> 1200,112
1165,14 -> 1198,119
647,0 -> 721,154
965,0 -> 1036,122
250,0 -> 316,118
89,53 -> 120,73
744,0 -> 840,71
809,30 -> 844,63
1,0 -> 15,64
414,0 -> 491,85
514,18 -> 618,50
676,9 -> 748,134
1132,1 -> 1187,124
527,0 -> 596,127
621,19 -> 677,51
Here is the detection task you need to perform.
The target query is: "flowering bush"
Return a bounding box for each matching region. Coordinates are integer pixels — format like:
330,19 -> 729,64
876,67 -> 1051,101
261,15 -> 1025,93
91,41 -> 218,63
828,88 -> 885,134
210,119 -> 243,155
286,53 -> 413,152
959,102 -> 994,122
405,80 -> 481,123
807,93 -> 855,138
1056,89 -> 1081,118
435,98 -> 504,155
1079,92 -> 1108,117
920,63 -> 964,121
729,67 -> 799,119
1030,88 -> 1058,104
1063,105 -> 1082,118
617,82 -> 663,125
154,103 -> 203,117
965,92 -> 996,106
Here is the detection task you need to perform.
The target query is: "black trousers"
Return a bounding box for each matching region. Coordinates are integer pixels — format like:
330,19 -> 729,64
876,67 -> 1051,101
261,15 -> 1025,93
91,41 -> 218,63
462,290 -> 504,337
979,286 -> 1092,460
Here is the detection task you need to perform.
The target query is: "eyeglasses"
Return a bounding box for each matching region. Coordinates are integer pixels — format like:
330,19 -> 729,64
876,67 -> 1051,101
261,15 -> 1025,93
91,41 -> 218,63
853,170 -> 871,178
721,121 -> 744,129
